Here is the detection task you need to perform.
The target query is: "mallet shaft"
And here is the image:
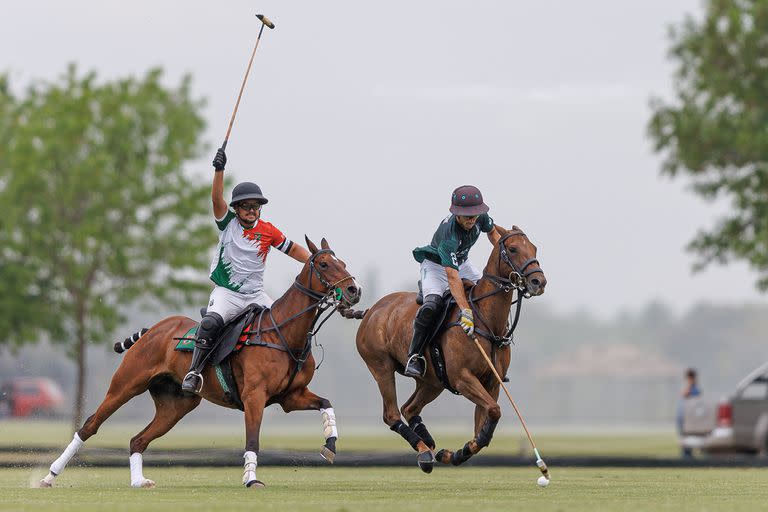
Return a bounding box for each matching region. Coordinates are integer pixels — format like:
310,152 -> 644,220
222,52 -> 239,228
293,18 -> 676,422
471,335 -> 549,478
222,22 -> 266,149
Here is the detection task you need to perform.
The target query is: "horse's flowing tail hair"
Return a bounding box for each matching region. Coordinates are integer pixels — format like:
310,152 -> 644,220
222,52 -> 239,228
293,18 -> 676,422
336,305 -> 368,320
113,328 -> 149,354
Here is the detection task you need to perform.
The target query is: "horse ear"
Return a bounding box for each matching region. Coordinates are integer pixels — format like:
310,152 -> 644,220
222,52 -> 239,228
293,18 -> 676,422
320,238 -> 330,250
494,225 -> 506,236
512,225 -> 521,231
305,235 -> 319,254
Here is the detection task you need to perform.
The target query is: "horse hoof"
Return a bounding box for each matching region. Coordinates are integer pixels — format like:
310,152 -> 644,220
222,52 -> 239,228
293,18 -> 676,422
417,450 -> 435,474
132,478 -> 155,488
435,449 -> 453,465
320,445 -> 336,464
246,479 -> 266,489
38,479 -> 53,488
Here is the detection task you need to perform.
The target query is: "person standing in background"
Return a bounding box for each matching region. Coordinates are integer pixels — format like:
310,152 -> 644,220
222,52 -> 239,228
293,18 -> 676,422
678,368 -> 701,457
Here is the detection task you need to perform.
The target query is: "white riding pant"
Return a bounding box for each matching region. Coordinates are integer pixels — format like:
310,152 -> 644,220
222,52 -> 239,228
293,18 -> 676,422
206,286 -> 274,324
420,259 -> 482,298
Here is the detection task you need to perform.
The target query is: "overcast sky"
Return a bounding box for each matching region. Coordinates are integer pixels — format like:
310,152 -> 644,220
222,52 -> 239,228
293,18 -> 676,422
3,0 -> 764,318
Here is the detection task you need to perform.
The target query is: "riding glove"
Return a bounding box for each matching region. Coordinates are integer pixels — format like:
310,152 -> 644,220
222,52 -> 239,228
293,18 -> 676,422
459,308 -> 474,336
213,148 -> 227,171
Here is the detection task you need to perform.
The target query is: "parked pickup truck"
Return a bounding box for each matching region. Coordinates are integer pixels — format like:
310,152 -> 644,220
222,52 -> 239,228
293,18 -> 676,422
681,361 -> 768,455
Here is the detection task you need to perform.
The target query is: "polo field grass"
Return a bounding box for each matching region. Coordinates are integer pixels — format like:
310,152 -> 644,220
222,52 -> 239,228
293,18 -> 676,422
1,467 -> 766,512
0,420 -> 680,458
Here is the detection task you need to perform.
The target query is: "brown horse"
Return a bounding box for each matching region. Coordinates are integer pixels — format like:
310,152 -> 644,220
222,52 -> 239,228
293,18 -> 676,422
40,237 -> 360,489
346,225 -> 545,472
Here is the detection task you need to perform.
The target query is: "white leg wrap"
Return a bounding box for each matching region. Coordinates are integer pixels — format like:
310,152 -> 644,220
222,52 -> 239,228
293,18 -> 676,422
49,433 -> 84,476
243,451 -> 258,486
320,407 -> 338,439
129,453 -> 145,487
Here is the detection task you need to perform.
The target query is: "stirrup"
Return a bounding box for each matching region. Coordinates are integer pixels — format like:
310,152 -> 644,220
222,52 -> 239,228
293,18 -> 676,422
182,371 -> 203,394
404,354 -> 426,378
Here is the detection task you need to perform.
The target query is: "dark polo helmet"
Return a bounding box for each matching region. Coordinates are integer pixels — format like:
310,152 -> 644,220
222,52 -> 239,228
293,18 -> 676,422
449,185 -> 489,216
230,182 -> 268,207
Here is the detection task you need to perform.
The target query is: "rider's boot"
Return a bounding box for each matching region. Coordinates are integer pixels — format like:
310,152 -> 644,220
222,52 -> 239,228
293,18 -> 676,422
181,312 -> 224,394
404,294 -> 444,378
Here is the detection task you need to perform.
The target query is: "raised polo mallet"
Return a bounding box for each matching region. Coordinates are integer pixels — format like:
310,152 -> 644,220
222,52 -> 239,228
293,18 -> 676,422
471,335 -> 551,486
220,13 -> 275,150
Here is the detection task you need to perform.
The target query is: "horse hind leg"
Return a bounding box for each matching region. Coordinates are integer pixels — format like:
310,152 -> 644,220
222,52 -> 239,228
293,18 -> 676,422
279,387 -> 338,464
127,375 -> 201,488
400,383 -> 443,451
39,364 -> 153,487
367,363 -> 434,473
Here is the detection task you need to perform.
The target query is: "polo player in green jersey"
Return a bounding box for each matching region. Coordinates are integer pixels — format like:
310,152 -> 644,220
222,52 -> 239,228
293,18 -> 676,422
405,185 -> 502,378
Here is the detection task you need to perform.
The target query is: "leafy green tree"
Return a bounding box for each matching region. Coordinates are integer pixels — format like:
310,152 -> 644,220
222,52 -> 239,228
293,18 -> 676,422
648,1 -> 768,289
0,65 -> 215,427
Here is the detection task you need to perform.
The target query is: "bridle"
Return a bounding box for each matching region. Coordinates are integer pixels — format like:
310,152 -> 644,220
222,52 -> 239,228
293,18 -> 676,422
492,231 -> 544,298
297,248 -> 357,304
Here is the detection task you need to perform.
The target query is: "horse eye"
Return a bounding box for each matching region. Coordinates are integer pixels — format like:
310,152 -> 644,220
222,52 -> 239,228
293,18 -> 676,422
507,247 -> 517,254
319,262 -> 328,269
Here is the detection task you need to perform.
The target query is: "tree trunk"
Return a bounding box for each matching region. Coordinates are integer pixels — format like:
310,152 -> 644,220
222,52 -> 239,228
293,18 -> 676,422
72,302 -> 87,432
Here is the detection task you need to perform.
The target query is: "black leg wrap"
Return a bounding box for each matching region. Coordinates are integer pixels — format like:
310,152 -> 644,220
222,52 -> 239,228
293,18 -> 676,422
451,442 -> 474,466
325,436 -> 337,453
409,416 -> 435,450
390,420 -> 422,451
475,419 -> 498,449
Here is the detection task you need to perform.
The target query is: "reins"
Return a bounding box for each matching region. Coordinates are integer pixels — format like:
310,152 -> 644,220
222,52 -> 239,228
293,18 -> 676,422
450,230 -> 542,347
237,248 -> 356,400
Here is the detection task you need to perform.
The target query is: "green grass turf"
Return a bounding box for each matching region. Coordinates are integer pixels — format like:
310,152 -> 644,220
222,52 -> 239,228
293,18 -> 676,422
0,421 -> 680,457
1,467 -> 766,512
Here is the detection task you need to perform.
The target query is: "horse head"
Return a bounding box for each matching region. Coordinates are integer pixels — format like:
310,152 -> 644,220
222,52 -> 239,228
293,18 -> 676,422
301,236 -> 362,307
490,225 -> 546,297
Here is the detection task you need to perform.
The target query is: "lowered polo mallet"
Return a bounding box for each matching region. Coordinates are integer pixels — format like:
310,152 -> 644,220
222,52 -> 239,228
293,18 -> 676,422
220,13 -> 275,150
471,335 -> 551,486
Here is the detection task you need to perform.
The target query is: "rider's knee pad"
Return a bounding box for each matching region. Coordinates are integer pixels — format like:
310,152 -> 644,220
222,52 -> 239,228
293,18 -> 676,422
197,312 -> 224,347
417,294 -> 444,324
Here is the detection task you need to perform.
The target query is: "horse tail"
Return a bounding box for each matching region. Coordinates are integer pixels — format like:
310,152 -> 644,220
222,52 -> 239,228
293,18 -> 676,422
336,305 -> 368,320
113,327 -> 149,354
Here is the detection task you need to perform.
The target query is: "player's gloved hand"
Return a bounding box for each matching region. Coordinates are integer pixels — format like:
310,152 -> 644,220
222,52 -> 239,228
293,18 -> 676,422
459,308 -> 474,336
212,147 -> 227,171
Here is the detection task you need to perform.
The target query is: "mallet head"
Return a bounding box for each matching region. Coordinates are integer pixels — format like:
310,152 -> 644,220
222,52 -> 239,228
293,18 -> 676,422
256,14 -> 275,29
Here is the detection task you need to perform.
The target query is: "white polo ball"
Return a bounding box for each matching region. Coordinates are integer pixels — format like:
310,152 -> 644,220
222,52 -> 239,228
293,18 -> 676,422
537,476 -> 550,487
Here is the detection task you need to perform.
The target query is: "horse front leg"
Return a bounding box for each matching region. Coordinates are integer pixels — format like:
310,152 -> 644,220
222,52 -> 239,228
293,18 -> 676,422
437,370 -> 501,466
242,392 -> 269,488
280,387 -> 338,463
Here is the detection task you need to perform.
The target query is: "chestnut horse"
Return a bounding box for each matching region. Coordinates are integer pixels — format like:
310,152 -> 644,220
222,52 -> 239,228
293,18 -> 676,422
40,237 -> 360,489
344,225 -> 545,472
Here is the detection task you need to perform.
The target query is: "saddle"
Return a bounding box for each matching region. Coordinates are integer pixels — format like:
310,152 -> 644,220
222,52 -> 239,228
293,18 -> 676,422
174,304 -> 267,410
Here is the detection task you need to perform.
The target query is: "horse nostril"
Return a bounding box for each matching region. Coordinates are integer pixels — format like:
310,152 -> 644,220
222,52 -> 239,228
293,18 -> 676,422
530,278 -> 540,287
347,285 -> 358,295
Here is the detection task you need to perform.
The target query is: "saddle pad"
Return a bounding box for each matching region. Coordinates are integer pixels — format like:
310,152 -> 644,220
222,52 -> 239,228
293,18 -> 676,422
174,325 -> 198,351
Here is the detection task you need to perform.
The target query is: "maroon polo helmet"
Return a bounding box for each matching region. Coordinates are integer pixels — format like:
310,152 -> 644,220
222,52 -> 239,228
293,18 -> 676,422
449,185 -> 489,216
